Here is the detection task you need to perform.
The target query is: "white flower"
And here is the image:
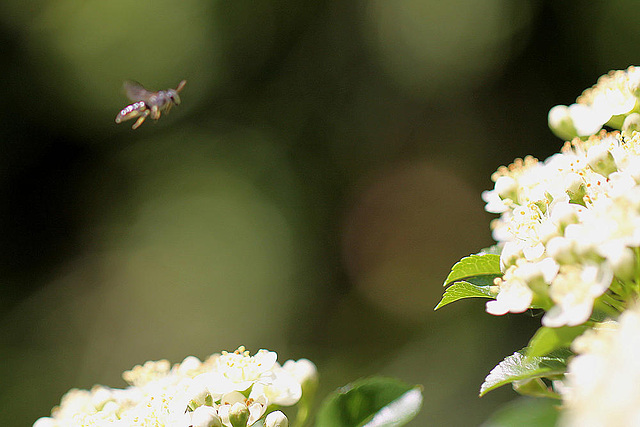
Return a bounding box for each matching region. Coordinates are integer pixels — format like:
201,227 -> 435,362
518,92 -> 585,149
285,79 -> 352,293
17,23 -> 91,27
482,188 -> 510,214
504,204 -> 546,260
569,104 -> 611,136
586,143 -> 617,176
182,376 -> 213,408
196,347 -> 278,397
218,392 -> 267,427
598,241 -> 635,281
33,418 -> 56,427
486,277 -> 532,316
250,369 -> 301,407
487,258 -> 558,316
177,355 -> 203,376
543,264 -> 613,327
190,405 -> 223,427
483,131 -> 640,325
548,104 -> 607,139
265,411 -> 289,427
559,306 -> 640,426
548,202 -> 581,227
282,358 -> 318,390
591,86 -> 637,120
615,151 -> 640,183
34,347 -> 311,427
546,236 -> 577,264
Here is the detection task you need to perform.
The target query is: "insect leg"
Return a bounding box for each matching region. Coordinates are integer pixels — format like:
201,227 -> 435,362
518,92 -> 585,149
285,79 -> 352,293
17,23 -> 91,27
150,105 -> 161,120
132,109 -> 151,129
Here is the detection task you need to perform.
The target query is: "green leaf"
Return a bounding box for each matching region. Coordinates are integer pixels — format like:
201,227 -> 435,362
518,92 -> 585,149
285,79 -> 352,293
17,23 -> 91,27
316,377 -> 423,427
512,378 -> 560,400
481,397 -> 560,427
434,280 -> 495,310
479,350 -> 570,397
443,254 -> 501,286
436,253 -> 502,310
525,325 -> 587,359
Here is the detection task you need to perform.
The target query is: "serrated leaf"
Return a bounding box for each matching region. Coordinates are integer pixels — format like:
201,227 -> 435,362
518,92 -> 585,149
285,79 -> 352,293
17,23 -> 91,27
588,308 -> 610,323
362,388 -> 423,427
525,325 -> 587,359
434,280 -> 495,310
316,377 -> 423,427
481,397 -> 560,427
444,254 -> 501,286
479,350 -> 569,397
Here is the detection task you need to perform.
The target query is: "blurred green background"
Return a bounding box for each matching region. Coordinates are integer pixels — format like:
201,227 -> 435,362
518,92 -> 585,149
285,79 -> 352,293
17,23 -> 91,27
1,1 -> 638,426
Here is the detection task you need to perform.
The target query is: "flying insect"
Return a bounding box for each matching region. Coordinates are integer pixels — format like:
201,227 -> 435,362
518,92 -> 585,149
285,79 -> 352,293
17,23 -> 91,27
115,80 -> 186,129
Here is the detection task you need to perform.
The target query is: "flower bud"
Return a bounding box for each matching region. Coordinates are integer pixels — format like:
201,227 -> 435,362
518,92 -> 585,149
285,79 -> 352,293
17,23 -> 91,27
587,144 -> 617,176
546,236 -> 576,265
550,202 -> 580,228
519,257 -> 559,285
184,376 -> 213,409
265,411 -> 289,427
622,113 -> 640,138
90,385 -> 114,409
500,241 -> 523,269
33,418 -> 55,427
548,105 -> 579,140
599,243 -> 635,282
177,355 -> 202,375
563,172 -> 584,196
627,67 -> 640,97
229,402 -> 250,427
283,359 -> 318,391
494,176 -> 518,200
191,405 -> 223,427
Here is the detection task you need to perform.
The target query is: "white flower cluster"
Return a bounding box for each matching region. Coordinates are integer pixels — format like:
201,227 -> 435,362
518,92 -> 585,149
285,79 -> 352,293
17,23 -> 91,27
33,346 -> 318,427
548,66 -> 640,140
558,305 -> 640,426
482,131 -> 640,326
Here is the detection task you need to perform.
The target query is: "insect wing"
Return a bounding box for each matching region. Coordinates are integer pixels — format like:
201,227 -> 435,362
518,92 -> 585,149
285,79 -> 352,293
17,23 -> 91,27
123,80 -> 154,102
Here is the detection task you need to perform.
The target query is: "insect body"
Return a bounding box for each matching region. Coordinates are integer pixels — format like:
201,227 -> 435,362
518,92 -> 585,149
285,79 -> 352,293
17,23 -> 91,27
115,80 -> 186,129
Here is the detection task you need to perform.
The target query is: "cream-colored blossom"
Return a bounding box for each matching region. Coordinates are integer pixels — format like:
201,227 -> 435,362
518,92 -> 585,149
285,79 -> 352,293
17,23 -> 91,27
487,257 -> 558,316
543,264 -> 613,327
485,276 -> 532,316
33,347 -> 311,427
265,411 -> 289,427
559,306 -> 640,426
548,104 -> 607,140
549,66 -> 640,139
483,130 -> 640,326
196,347 -> 278,397
218,392 -> 267,427
189,405 -> 222,427
282,358 -> 318,391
